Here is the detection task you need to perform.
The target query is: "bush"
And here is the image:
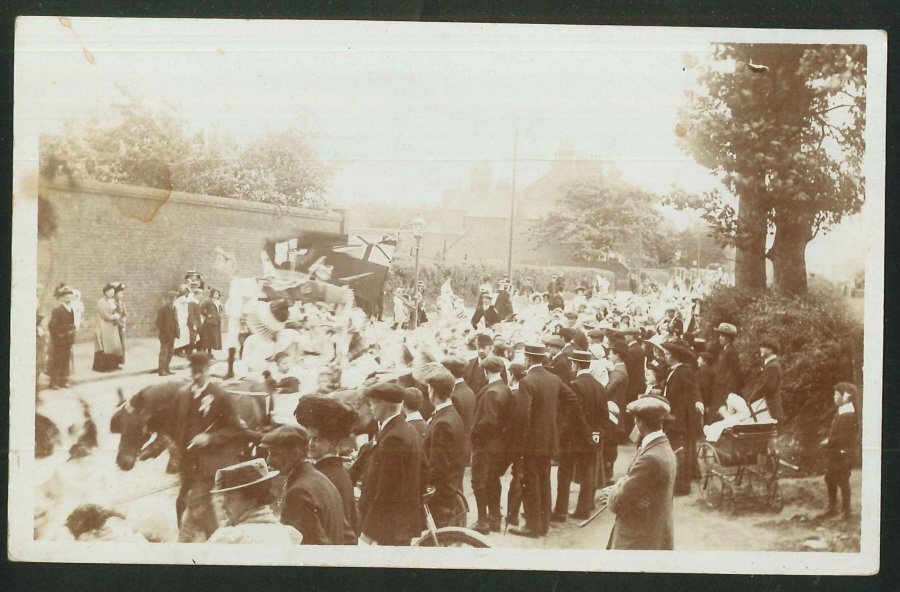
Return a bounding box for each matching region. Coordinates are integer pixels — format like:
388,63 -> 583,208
700,285 -> 864,474
383,261 -> 618,309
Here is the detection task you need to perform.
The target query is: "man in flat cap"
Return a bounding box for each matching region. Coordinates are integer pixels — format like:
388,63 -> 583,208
461,334 -> 508,406
470,355 -> 515,533
661,343 -> 704,496
600,395 -> 677,550
421,365 -> 469,529
744,338 -> 783,422
442,356 -> 478,462
172,352 -> 263,542
357,382 -> 429,545
47,286 -> 77,389
261,425 -> 355,545
712,322 -> 744,419
544,335 -> 572,387
509,343 -> 579,538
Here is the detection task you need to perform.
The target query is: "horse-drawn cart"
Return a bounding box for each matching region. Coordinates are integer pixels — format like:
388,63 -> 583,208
697,423 -> 783,514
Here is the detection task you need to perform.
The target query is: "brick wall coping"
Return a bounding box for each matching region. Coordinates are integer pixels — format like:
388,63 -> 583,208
40,176 -> 346,222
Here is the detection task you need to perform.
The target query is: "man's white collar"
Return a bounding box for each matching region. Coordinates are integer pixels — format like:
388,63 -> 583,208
454,377 -> 465,385
641,430 -> 665,450
434,400 -> 453,413
405,411 -> 424,422
838,402 -> 855,415
191,380 -> 210,398
378,412 -> 403,432
576,369 -> 592,377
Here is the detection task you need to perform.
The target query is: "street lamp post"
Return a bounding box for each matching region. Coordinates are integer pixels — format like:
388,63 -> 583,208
411,216 -> 426,330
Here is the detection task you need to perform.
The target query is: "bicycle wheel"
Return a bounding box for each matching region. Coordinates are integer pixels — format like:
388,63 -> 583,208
412,527 -> 494,548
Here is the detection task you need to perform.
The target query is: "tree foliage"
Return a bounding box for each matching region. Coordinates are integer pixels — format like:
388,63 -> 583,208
670,44 -> 866,295
532,174 -> 724,269
40,90 -> 335,209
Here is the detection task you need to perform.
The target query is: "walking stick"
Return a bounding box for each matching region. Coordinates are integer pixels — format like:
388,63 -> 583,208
578,502 -> 609,528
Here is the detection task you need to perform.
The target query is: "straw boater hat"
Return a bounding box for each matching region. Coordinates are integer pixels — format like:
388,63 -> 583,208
569,350 -> 593,365
210,458 -> 280,494
524,343 -> 548,358
713,322 -> 738,337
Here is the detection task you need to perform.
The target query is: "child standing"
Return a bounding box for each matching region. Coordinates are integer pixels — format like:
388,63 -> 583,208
819,382 -> 859,520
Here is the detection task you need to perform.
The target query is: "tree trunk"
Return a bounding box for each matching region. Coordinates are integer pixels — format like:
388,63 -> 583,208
733,192 -> 768,291
770,219 -> 811,296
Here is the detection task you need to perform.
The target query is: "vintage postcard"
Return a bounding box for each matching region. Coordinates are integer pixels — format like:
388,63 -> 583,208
9,18 -> 885,574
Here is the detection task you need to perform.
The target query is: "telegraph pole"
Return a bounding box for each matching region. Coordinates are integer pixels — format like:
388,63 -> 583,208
507,130 -> 518,282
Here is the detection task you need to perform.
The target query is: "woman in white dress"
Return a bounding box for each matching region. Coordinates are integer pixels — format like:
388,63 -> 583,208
173,288 -> 192,355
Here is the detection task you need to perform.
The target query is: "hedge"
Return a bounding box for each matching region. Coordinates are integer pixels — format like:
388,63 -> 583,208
699,285 -> 864,474
383,261 -> 619,308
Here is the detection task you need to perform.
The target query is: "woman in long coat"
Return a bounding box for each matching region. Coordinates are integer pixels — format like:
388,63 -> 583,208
199,288 -> 224,354
93,284 -> 123,372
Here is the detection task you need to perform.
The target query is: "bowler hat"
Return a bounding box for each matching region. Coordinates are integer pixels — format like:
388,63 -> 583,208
475,333 -> 493,347
569,350 -> 593,364
363,382 -> 406,404
662,343 -> 696,364
259,425 -> 310,450
524,343 -> 548,357
626,395 -> 675,422
606,340 -> 630,358
188,352 -> 213,371
759,337 -> 780,354
210,458 -> 280,493
713,322 -> 738,337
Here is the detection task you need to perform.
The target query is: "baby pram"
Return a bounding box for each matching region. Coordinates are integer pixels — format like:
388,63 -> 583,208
697,421 -> 783,514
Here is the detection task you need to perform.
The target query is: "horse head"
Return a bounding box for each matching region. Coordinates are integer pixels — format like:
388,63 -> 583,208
110,383 -> 179,471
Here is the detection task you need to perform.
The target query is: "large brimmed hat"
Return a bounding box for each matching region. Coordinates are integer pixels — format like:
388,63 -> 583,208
713,322 -> 738,337
626,394 -> 675,422
606,340 -> 630,358
569,350 -> 593,364
662,343 -> 696,365
475,333 -> 493,347
210,458 -> 280,493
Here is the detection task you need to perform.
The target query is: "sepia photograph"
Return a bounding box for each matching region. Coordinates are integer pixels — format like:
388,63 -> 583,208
9,18 -> 886,573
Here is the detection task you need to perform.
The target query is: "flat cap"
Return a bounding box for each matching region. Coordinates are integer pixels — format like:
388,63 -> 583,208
259,424 -> 310,449
363,382 -> 406,404
543,336 -> 565,349
626,394 -> 674,422
481,355 -> 506,374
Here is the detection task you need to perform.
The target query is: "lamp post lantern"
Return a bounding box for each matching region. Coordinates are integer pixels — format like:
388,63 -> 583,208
411,216 -> 426,329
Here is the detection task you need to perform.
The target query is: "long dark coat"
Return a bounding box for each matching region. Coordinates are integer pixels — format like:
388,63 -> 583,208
547,352 -> 572,387
607,434 -> 676,550
516,365 -> 579,456
423,404 -> 467,526
156,303 -> 180,341
712,343 -> 744,412
626,341 -> 647,400
462,358 -> 507,409
606,363 -> 630,415
471,379 -> 514,453
357,415 -> 429,545
567,372 -> 612,452
281,461 -> 355,545
314,455 -> 359,538
662,364 -> 702,435
745,358 -> 784,422
199,299 -> 223,350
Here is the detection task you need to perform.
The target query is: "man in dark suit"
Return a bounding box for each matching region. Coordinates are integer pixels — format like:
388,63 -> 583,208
261,425 -> 354,545
357,383 -> 429,546
461,334 -> 508,398
745,338 -> 784,422
695,352 -> 716,424
421,365 -> 468,529
553,351 -> 609,521
605,341 -> 631,442
47,287 -> 77,389
402,387 -> 428,441
711,323 -> 744,419
601,395 -> 677,550
819,382 -> 859,520
471,293 -> 501,330
172,352 -> 262,542
156,291 -> 180,376
661,343 -> 704,496
187,288 -> 203,355
623,328 -> 647,399
544,336 -> 572,387
494,280 -> 514,322
509,344 -> 578,538
470,356 -> 514,533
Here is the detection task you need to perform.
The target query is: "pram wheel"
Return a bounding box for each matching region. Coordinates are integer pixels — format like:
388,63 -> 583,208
697,442 -> 719,480
702,474 -> 725,509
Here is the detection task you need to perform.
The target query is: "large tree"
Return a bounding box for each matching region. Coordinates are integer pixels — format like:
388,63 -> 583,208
532,174 -> 677,268
672,44 -> 866,295
40,90 -> 335,209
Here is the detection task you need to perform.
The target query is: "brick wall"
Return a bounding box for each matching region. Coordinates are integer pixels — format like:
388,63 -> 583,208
37,177 -> 345,341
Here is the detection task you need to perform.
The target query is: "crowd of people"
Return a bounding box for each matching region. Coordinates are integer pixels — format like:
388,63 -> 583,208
39,268 -> 860,548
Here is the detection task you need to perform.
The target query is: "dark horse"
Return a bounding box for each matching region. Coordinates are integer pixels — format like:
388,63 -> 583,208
110,379 -> 271,537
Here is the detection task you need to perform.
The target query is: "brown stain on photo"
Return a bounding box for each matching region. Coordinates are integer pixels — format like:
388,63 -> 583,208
111,167 -> 174,223
59,17 -> 74,32
217,48 -> 225,55
82,47 -> 95,65
674,123 -> 687,138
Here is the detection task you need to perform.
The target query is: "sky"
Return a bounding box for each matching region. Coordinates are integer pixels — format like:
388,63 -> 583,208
15,18 -> 877,281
